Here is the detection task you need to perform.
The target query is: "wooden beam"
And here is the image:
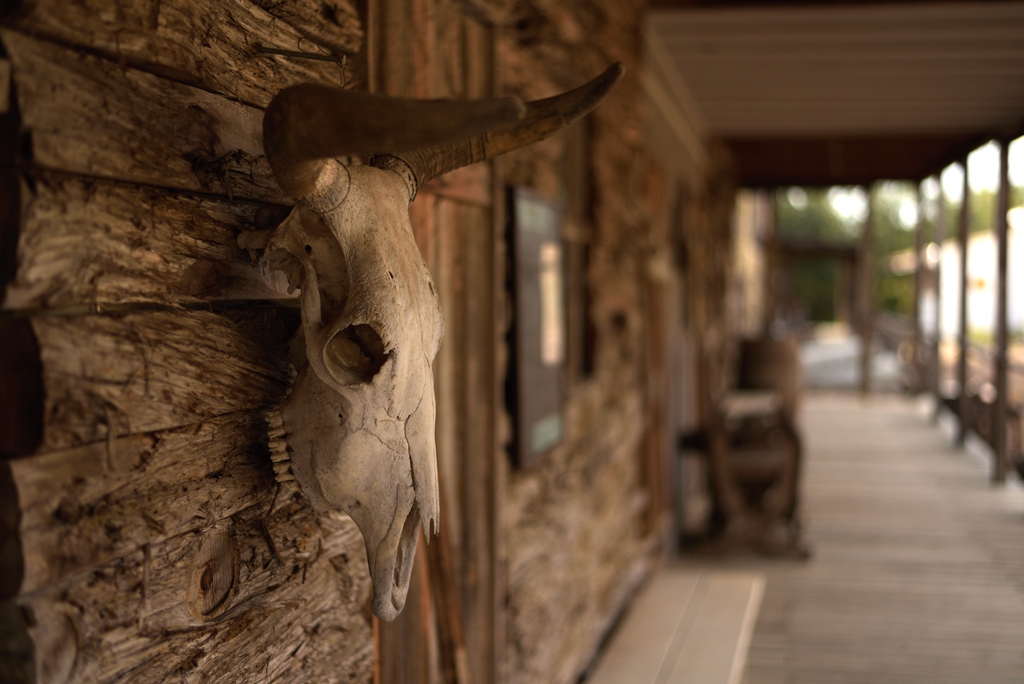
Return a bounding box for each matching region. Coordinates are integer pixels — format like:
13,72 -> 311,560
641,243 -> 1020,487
1,31 -> 284,202
858,185 -> 874,396
931,174 -> 945,419
993,139 -> 1010,483
1,0 -> 362,108
763,192 -> 778,334
26,311 -> 292,453
725,134 -> 994,188
957,162 -> 970,447
486,22 -> 505,684
1,176 -> 295,311
912,182 -> 924,392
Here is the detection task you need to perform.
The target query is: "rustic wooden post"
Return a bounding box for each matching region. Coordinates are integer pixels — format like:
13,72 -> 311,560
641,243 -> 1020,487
932,174 -> 946,422
912,182 -> 925,392
858,185 -> 874,396
763,189 -> 779,335
957,161 -> 970,446
478,20 -> 506,683
994,139 -> 1010,483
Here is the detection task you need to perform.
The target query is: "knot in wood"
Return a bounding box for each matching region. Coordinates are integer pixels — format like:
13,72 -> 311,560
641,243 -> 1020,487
187,533 -> 237,618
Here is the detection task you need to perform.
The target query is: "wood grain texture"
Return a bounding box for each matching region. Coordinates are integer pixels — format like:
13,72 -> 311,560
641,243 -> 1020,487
2,0 -> 362,107
503,387 -> 650,684
0,1 -> 666,683
495,2 -> 659,683
14,499 -> 373,684
685,395 -> 1024,684
32,309 -> 295,451
3,29 -> 288,201
452,200 -> 497,684
9,411 -> 275,594
0,1 -> 379,682
369,4 -> 504,684
2,175 -> 292,310
251,0 -> 364,58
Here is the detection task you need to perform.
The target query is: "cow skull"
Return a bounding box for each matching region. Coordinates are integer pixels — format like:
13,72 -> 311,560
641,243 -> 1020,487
253,64 -> 623,621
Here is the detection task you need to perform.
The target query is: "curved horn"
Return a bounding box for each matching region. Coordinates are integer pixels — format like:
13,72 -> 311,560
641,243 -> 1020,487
378,63 -> 625,190
263,86 -> 526,198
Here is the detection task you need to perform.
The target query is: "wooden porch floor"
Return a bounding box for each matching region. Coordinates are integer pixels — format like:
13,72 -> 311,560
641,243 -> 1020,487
677,393 -> 1024,684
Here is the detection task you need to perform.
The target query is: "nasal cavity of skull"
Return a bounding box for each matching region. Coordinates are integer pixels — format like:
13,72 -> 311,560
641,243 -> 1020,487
394,544 -> 403,585
326,324 -> 389,383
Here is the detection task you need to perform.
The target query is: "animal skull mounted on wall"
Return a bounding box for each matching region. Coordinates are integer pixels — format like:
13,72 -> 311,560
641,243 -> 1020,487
250,63 -> 623,621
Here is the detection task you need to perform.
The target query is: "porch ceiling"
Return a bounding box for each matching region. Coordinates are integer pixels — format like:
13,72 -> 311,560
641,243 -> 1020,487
646,1 -> 1024,187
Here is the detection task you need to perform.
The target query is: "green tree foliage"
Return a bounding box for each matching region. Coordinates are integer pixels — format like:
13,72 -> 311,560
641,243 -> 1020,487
870,182 -> 917,316
781,260 -> 837,322
773,179 -> 1023,324
774,187 -> 860,323
775,187 -> 860,244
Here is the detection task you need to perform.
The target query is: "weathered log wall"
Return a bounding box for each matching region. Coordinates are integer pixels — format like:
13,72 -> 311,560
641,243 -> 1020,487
0,1 -> 691,683
1,2 -> 375,682
494,3 -> 671,684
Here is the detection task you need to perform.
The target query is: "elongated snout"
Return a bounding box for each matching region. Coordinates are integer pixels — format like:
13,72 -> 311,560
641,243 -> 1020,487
354,484 -> 421,621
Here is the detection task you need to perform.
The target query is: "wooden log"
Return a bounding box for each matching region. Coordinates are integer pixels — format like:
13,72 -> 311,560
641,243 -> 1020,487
31,308 -> 296,452
2,0 -> 362,107
3,175 -> 293,310
8,500 -> 373,684
250,0 -> 364,60
6,411 -> 282,595
2,29 -> 289,202
503,417 -> 650,684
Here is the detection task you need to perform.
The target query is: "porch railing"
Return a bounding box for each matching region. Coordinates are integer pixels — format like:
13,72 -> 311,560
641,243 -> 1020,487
910,332 -> 1024,483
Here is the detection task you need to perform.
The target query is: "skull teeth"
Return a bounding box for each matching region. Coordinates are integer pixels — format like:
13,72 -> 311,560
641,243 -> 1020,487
266,407 -> 298,491
272,454 -> 300,492
267,407 -> 285,435
269,439 -> 289,459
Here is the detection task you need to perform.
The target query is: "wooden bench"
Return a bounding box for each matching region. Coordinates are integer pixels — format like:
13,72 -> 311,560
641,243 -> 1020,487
585,570 -> 765,684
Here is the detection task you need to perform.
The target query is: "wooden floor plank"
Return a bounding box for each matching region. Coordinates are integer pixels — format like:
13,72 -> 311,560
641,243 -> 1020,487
665,574 -> 765,684
585,572 -> 700,684
676,394 -> 1024,684
585,571 -> 764,684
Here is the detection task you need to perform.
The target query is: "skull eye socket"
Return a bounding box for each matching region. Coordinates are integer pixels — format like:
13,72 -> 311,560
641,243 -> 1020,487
324,323 -> 389,384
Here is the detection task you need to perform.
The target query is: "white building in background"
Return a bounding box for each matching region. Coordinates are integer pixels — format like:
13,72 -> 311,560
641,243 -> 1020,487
907,208 -> 1024,340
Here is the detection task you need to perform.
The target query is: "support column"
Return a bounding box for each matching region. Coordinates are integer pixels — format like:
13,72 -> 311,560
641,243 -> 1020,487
858,185 -> 874,396
957,162 -> 970,447
932,174 -> 946,421
912,182 -> 925,393
763,189 -> 779,336
994,140 -> 1010,483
